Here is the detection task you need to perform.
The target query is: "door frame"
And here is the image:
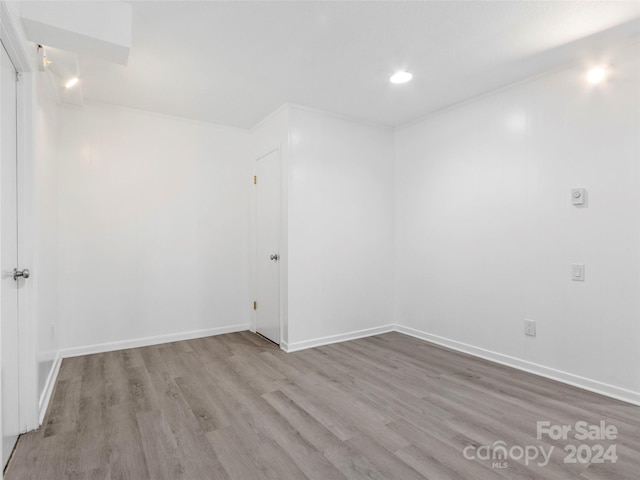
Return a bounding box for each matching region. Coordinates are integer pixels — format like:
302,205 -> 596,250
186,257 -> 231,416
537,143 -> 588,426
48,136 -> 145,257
253,147 -> 283,345
1,0 -> 39,434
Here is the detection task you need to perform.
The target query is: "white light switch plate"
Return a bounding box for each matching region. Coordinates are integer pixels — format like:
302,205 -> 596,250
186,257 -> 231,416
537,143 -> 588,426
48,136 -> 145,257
572,263 -> 585,281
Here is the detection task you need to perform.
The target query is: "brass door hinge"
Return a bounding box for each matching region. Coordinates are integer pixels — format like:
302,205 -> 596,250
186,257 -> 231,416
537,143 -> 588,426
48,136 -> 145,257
253,301 -> 257,310
253,175 -> 257,184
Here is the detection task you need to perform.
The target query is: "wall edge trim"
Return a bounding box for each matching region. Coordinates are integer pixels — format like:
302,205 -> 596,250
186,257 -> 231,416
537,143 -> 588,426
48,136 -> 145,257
38,352 -> 62,426
50,322 -> 639,408
59,323 -> 251,359
280,324 -> 395,353
395,324 -> 640,406
281,323 -> 640,405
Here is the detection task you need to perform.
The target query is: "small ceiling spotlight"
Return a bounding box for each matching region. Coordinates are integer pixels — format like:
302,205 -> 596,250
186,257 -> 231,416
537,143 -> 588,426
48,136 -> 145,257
390,71 -> 413,84
586,66 -> 608,85
65,77 -> 79,89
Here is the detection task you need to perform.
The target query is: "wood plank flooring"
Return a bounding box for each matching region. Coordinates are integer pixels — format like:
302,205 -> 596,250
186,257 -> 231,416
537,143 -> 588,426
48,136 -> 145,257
6,331 -> 640,479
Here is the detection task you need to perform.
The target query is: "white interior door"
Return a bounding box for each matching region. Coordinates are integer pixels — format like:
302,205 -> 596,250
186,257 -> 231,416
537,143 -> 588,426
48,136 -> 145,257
255,150 -> 280,344
0,41 -> 21,468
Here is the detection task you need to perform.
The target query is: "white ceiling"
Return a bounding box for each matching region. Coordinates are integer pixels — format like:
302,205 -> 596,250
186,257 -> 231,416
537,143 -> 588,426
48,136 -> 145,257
72,1 -> 640,129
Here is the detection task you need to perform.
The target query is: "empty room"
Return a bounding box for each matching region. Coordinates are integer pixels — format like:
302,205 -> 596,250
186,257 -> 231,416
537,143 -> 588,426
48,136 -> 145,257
0,0 -> 639,479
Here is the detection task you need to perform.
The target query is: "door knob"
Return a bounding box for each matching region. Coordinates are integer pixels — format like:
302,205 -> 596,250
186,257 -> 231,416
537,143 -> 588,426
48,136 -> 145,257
270,254 -> 279,261
13,268 -> 30,281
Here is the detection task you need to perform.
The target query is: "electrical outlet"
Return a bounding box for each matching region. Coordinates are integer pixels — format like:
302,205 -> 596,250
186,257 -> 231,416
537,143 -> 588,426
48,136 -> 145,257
524,319 -> 536,337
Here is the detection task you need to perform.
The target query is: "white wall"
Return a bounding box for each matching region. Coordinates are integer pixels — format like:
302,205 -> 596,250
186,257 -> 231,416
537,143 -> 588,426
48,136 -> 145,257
394,43 -> 640,400
57,104 -> 251,353
50,100 -> 396,356
287,107 -> 394,348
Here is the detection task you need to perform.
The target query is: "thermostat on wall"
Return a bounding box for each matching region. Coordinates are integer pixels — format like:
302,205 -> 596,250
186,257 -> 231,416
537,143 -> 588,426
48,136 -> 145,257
571,188 -> 586,206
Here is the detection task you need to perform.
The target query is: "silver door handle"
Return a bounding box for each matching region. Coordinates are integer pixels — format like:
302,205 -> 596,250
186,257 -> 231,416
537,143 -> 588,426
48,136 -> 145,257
13,268 -> 30,281
270,254 -> 279,261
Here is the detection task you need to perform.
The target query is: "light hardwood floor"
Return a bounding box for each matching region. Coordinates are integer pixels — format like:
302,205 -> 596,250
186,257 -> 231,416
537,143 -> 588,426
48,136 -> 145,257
5,331 -> 639,479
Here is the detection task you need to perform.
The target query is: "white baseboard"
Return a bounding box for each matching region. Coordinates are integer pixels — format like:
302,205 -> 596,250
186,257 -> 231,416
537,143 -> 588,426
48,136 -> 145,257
395,325 -> 640,406
60,323 -> 251,359
38,353 -> 62,425
280,323 -> 640,405
46,321 -> 639,409
281,324 -> 395,353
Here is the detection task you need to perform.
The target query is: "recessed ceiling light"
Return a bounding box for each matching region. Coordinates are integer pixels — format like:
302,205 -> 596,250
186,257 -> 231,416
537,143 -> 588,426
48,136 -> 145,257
65,77 -> 79,89
586,67 -> 607,85
390,71 -> 413,84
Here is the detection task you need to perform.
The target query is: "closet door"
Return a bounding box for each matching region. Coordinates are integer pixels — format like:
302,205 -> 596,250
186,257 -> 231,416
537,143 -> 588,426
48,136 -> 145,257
255,149 -> 280,345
